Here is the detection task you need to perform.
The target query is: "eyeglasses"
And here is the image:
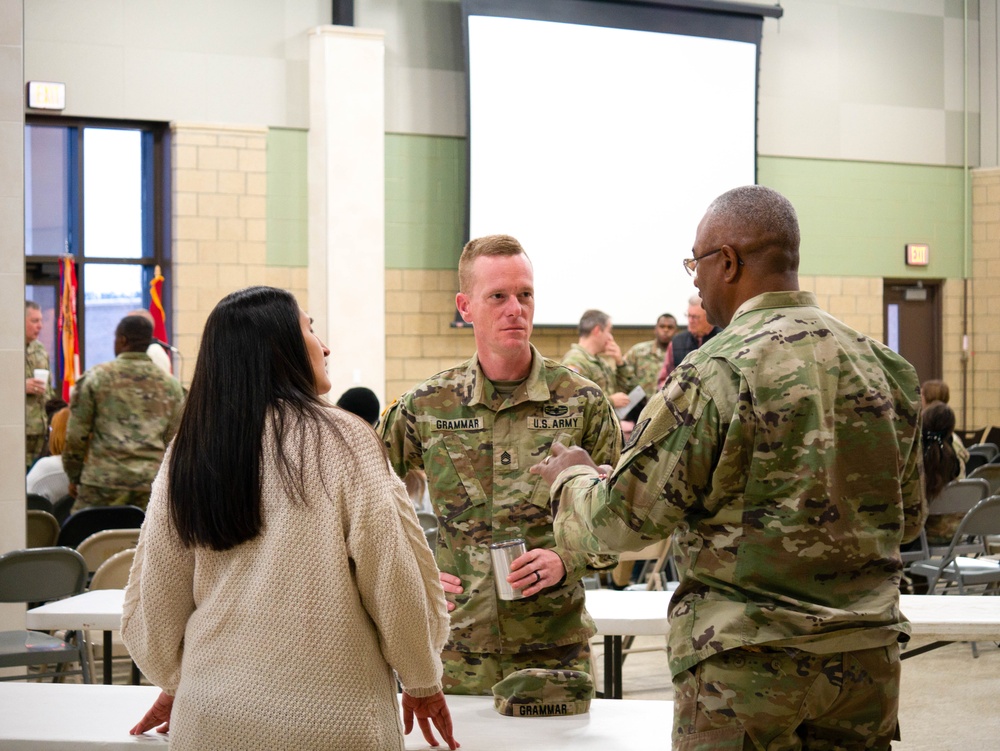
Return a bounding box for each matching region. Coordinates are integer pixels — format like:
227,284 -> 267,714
682,247 -> 724,276
682,246 -> 749,276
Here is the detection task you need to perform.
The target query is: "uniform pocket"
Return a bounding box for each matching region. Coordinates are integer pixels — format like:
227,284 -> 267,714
439,433 -> 489,522
674,726 -> 747,751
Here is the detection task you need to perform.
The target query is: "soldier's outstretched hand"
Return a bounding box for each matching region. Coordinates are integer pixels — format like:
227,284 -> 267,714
530,442 -> 598,486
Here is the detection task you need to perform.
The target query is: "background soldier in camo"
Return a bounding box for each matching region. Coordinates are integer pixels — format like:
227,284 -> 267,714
24,300 -> 54,470
624,312 -> 678,397
534,186 -> 925,751
64,314 -> 185,511
561,308 -> 638,411
379,234 -> 620,695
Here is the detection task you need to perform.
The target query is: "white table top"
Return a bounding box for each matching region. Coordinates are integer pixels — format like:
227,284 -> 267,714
0,684 -> 671,751
586,590 -> 1000,642
900,593 -> 1000,640
25,588 -> 125,632
585,588 -> 671,636
0,684 -> 166,749
404,694 -> 671,750
26,589 -> 1000,644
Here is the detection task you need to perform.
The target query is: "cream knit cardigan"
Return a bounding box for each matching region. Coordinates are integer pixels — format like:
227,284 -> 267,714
122,407 -> 449,751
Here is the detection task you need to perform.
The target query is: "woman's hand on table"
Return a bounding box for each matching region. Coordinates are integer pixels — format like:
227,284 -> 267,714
129,690 -> 173,735
402,690 -> 460,749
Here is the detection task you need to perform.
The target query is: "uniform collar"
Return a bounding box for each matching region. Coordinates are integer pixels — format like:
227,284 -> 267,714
467,344 -> 549,408
730,290 -> 819,324
569,342 -> 600,362
118,351 -> 152,361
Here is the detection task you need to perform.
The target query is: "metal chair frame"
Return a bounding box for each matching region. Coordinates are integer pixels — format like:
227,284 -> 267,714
0,547 -> 91,683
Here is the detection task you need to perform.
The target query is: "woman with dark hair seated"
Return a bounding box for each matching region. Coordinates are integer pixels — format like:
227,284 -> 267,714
922,400 -> 963,545
920,380 -> 970,473
122,286 -> 458,751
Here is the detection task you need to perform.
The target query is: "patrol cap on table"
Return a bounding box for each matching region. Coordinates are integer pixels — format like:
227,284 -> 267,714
492,668 -> 594,717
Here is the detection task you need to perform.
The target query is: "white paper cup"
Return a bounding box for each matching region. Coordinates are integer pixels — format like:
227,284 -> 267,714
33,369 -> 49,385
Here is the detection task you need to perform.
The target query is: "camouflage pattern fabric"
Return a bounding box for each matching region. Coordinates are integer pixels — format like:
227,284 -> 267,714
379,345 -> 621,667
624,339 -> 667,397
64,352 -> 184,503
443,641 -> 591,696
672,644 -> 901,750
560,343 -> 637,397
552,291 -> 926,679
25,339 -> 54,469
73,485 -> 152,513
492,667 -> 594,717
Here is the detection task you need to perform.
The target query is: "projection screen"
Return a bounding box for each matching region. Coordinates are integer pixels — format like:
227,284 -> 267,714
463,1 -> 762,326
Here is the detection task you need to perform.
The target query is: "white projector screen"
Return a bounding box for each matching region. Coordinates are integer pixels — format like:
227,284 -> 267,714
466,12 -> 758,326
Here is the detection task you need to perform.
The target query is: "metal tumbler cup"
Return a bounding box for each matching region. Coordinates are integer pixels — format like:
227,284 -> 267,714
490,538 -> 527,601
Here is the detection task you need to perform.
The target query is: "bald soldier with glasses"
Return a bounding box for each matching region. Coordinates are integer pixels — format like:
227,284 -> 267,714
535,185 -> 924,751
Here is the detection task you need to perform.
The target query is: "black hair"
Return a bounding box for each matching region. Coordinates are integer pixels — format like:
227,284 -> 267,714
168,286 -> 347,551
336,387 -> 381,426
922,400 -> 960,501
116,315 -> 154,350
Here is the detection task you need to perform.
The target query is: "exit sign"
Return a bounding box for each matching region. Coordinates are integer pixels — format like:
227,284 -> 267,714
27,81 -> 65,110
905,243 -> 929,266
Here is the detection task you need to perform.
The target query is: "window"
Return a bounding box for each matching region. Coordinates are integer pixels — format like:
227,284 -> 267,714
24,118 -> 169,383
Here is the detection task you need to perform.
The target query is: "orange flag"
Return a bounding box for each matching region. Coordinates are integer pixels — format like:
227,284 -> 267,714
149,266 -> 168,344
58,257 -> 80,402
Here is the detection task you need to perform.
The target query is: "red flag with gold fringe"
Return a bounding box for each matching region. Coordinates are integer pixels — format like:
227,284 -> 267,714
58,257 -> 80,402
149,265 -> 168,344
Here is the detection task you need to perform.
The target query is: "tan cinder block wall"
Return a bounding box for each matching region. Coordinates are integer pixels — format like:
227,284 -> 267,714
172,123 -> 308,385
387,269 -> 715,401
970,167 -> 1000,430
798,275 -> 883,341
941,278 -> 969,427
385,271 -> 929,410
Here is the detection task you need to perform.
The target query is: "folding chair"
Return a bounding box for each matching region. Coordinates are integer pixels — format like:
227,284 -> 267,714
51,494 -> 75,525
0,547 -> 91,682
76,529 -> 142,577
26,510 -> 60,549
909,496 -> 1000,595
955,428 -> 986,447
87,548 -> 139,683
922,478 -> 991,558
417,511 -> 438,549
968,464 -> 1000,495
968,443 -> 999,463
618,539 -> 672,591
26,494 -> 54,513
613,539 -> 673,663
57,506 -> 145,549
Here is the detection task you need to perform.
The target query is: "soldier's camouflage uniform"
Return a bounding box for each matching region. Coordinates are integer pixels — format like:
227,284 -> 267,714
25,339 -> 54,469
379,345 -> 620,694
560,343 -> 637,397
64,352 -> 184,511
624,339 -> 668,397
552,291 -> 926,749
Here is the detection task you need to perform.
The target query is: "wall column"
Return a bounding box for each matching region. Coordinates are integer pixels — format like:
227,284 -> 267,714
308,26 -> 386,404
0,0 -> 25,637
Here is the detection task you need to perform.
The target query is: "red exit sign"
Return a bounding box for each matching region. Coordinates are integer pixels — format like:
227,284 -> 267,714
905,243 -> 929,266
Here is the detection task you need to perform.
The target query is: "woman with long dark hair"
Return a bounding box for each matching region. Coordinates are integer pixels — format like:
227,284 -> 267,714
922,400 -> 963,545
122,287 -> 457,750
